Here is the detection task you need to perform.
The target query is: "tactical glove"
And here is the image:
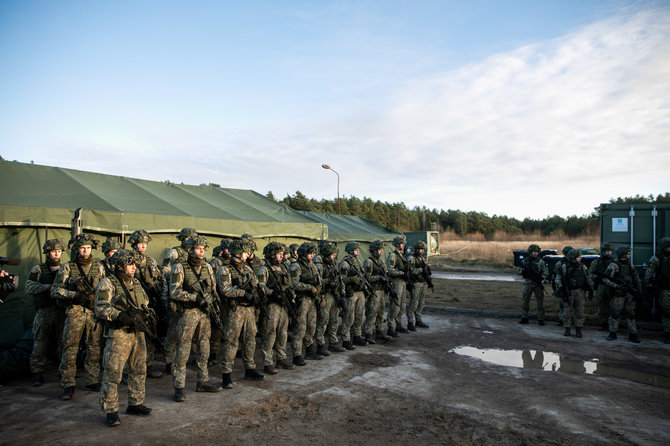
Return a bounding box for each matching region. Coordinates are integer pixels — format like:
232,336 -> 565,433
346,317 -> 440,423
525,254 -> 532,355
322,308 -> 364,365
196,294 -> 208,309
117,311 -> 134,327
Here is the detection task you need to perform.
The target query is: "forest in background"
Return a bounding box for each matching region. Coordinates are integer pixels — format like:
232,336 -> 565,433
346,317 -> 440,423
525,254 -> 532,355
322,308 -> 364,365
267,191 -> 670,239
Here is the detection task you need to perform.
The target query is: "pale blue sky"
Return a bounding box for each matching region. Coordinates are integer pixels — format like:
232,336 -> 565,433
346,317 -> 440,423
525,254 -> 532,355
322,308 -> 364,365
1,1 -> 668,219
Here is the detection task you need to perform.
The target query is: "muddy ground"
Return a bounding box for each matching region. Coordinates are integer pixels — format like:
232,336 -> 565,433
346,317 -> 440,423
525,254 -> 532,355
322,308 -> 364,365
1,273 -> 669,445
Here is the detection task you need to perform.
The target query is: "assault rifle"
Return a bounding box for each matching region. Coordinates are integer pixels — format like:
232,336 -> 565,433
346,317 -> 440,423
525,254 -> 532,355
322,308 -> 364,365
130,304 -> 159,340
380,272 -> 399,301
421,262 -> 435,292
403,260 -> 414,293
521,262 -> 546,294
555,265 -> 570,302
607,274 -> 642,300
267,266 -> 296,320
350,262 -> 374,298
199,290 -> 224,332
73,270 -> 97,309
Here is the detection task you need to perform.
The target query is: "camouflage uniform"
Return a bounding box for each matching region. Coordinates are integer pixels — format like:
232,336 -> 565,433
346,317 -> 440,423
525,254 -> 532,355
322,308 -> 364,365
95,253 -> 149,415
516,245 -> 549,322
363,243 -> 388,338
554,250 -> 594,334
407,244 -> 431,328
645,237 -> 670,341
26,240 -> 65,380
208,242 -> 231,363
589,246 -> 613,329
290,244 -> 322,358
551,246 -> 573,326
338,243 -> 367,346
316,249 -> 344,351
603,247 -> 641,341
169,253 -> 216,389
387,237 -> 410,333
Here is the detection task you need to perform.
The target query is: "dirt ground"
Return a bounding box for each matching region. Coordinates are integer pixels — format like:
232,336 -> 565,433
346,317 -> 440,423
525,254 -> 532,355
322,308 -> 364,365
1,274 -> 669,445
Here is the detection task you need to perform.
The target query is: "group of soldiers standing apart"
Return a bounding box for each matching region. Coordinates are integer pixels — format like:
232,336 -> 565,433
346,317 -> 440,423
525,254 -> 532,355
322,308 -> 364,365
24,229 -> 433,427
516,238 -> 670,344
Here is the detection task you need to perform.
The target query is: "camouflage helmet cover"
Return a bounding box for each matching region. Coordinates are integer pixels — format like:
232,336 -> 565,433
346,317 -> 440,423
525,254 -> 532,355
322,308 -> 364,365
369,240 -> 384,253
128,229 -> 152,246
69,233 -> 100,250
615,245 -> 631,259
185,234 -> 209,250
102,238 -> 123,254
43,238 -> 66,254
392,235 -> 406,247
344,241 -> 360,254
561,246 -> 574,255
110,249 -> 136,270
297,242 -> 317,258
528,244 -> 541,253
414,241 -> 428,251
320,241 -> 339,256
228,239 -> 247,256
600,243 -> 614,252
177,227 -> 197,241
566,248 -> 582,260
263,241 -> 285,258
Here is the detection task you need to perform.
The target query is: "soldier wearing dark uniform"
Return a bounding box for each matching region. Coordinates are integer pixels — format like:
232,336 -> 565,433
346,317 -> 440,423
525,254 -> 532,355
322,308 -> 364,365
100,238 -> 123,277
218,239 -> 264,388
257,241 -> 295,374
589,243 -> 614,330
516,244 -> 549,325
51,233 -> 105,400
338,242 -> 369,348
26,239 -> 66,386
387,236 -> 410,336
603,246 -> 642,343
95,250 -> 153,427
407,241 -> 431,330
551,246 -> 573,327
363,240 -> 392,343
290,242 -> 323,363
315,241 -> 344,354
554,249 -> 594,338
645,237 -> 670,343
169,234 -> 222,401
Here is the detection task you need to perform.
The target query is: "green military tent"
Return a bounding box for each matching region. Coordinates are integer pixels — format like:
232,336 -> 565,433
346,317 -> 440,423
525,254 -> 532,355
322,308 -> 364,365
0,160 -> 327,345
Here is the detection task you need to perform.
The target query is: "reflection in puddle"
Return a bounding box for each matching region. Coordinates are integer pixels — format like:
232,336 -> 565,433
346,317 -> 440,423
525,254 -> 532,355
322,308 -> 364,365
432,273 -> 520,282
450,346 -> 670,389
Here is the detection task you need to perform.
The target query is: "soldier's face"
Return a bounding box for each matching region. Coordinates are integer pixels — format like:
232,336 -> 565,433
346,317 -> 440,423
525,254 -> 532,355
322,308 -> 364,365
352,248 -> 360,257
241,251 -> 250,261
329,252 -> 338,261
398,243 -> 405,252
125,263 -> 136,275
417,248 -> 425,256
273,252 -> 283,263
78,245 -> 92,257
136,242 -> 148,254
530,250 -> 539,257
48,250 -> 62,261
193,245 -> 205,258
604,250 -> 612,257
306,252 -> 315,261
375,248 -> 383,257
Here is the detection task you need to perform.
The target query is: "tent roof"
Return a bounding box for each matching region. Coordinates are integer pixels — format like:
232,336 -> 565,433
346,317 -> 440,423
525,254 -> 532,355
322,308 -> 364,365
0,160 -> 326,239
296,210 -> 399,242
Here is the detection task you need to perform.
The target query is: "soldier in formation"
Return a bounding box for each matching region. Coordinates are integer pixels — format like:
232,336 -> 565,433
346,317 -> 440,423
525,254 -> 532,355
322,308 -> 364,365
316,241 -> 345,353
338,242 -> 368,348
363,240 -> 391,343
603,246 -> 641,343
516,244 -> 549,325
387,235 -> 410,336
589,243 -> 614,330
554,249 -> 594,338
407,241 -> 432,330
290,242 -> 323,362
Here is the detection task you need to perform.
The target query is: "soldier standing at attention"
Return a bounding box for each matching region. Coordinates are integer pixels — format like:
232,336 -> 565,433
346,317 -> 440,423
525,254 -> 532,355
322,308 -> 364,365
26,239 -> 66,387
516,244 -> 549,325
51,233 -> 105,400
338,242 -> 368,348
290,242 -> 323,363
128,229 -> 166,379
208,238 -> 231,365
604,246 -> 642,343
645,237 -> 670,344
363,240 -> 392,343
100,238 -> 123,277
314,241 -> 343,354
95,250 -> 153,427
218,239 -> 264,387
551,246 -> 573,327
554,249 -> 594,338
387,236 -> 410,336
169,234 -> 222,401
257,241 -> 295,374
162,227 -> 197,375
407,241 -> 431,331
589,243 -> 614,331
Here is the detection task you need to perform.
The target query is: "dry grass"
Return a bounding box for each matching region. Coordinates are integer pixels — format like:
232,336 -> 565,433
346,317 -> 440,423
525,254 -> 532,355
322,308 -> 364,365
437,232 -> 600,268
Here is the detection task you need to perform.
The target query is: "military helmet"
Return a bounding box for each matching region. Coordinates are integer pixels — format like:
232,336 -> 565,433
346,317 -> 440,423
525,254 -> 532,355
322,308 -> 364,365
69,233 -> 100,250
392,235 -> 406,247
176,227 -> 197,241
263,241 -> 285,258
185,234 -> 209,250
110,249 -> 136,270
102,238 -> 123,254
43,239 -> 65,254
128,229 -> 152,246
566,248 -> 582,261
528,244 -> 541,253
228,239 -> 247,256
561,246 -> 573,256
297,242 -> 317,258
615,245 -> 631,259
600,243 -> 614,252
320,241 -> 339,257
369,240 -> 384,253
212,245 -> 223,257
414,241 -> 428,251
344,241 -> 360,254
658,237 -> 670,251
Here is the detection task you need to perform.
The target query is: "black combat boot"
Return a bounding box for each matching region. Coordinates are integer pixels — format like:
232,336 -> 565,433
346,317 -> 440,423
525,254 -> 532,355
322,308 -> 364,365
563,327 -> 571,336
126,404 -> 153,416
277,358 -> 295,369
387,327 -> 399,338
575,327 -> 583,338
60,386 -> 75,401
196,381 -> 223,392
376,330 -> 392,342
305,344 -> 323,360
147,367 -> 162,379
364,333 -> 376,344
264,365 -> 277,375
31,373 -> 44,387
328,342 -> 345,353
396,325 -> 408,333
84,383 -> 101,392
628,333 -> 641,343
353,335 -> 367,346
416,320 -> 430,328
222,373 -> 234,389
244,369 -> 265,380
407,322 -> 416,332
106,412 -> 121,427
519,318 -> 529,324
173,387 -> 185,402
606,332 -> 617,341
316,344 -> 331,356
293,355 -> 306,366
342,340 -> 356,350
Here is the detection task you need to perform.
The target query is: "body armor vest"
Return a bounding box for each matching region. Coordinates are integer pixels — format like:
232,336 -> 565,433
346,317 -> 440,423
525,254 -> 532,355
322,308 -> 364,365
566,263 -> 587,289
342,256 -> 364,293
32,264 -> 59,308
296,259 -> 319,297
658,257 -> 670,288
615,260 -> 635,286
181,261 -> 214,295
368,256 -> 387,290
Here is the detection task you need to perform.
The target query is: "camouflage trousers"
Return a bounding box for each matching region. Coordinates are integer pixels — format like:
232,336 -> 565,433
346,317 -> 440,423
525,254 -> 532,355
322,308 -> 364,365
291,297 -> 317,356
564,289 -> 586,328
315,292 -> 339,346
173,308 -> 211,389
660,289 -> 670,333
163,309 -> 180,365
261,302 -> 289,366
388,279 -> 407,329
521,281 -> 545,320
30,306 -> 65,374
407,282 -> 427,325
339,291 -> 364,342
221,306 -> 257,373
595,284 -> 611,326
608,292 -> 637,334
59,305 -> 103,388
100,329 -> 146,414
364,289 -> 386,335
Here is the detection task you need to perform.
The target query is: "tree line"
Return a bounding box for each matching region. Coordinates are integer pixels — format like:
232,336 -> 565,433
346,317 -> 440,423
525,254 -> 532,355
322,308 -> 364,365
267,191 -> 670,239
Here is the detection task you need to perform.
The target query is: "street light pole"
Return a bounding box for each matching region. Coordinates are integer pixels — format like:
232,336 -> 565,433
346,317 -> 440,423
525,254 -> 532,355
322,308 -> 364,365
321,164 -> 341,214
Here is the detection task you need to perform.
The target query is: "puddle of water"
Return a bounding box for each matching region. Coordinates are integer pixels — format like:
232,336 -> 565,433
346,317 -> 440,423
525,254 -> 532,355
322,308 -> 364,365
433,272 -> 520,282
450,346 -> 670,389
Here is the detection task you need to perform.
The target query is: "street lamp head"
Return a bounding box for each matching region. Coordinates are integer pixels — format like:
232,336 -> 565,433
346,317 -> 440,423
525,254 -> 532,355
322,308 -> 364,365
322,164 -> 330,170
